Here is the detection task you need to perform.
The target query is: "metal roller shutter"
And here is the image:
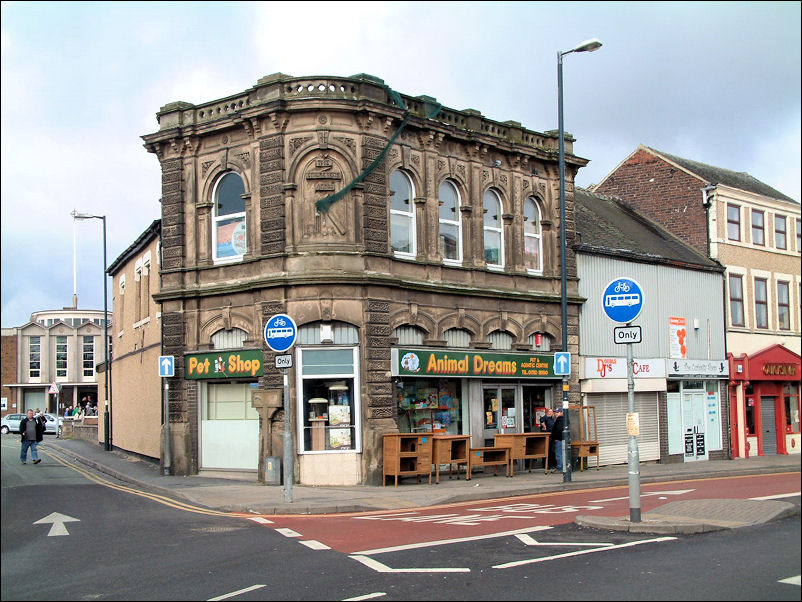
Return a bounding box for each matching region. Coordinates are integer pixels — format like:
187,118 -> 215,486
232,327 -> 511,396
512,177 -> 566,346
588,392 -> 660,466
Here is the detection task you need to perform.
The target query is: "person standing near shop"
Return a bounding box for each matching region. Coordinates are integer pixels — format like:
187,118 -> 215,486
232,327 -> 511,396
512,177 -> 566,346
19,409 -> 46,465
550,407 -> 565,474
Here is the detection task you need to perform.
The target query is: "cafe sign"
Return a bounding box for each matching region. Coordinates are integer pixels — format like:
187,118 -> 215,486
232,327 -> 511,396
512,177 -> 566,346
185,349 -> 263,380
392,348 -> 557,379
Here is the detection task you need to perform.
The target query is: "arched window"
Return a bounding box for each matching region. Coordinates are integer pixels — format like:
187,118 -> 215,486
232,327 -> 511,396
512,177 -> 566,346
443,328 -> 471,348
211,328 -> 248,349
488,331 -> 513,350
298,321 -> 359,345
393,325 -> 425,345
438,180 -> 462,263
212,172 -> 247,262
528,332 -> 551,351
483,189 -> 504,268
523,197 -> 543,273
390,169 -> 416,257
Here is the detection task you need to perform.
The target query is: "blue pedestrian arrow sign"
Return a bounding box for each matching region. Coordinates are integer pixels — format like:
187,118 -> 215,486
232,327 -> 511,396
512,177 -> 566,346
159,355 -> 175,378
554,352 -> 571,376
602,277 -> 644,324
264,314 -> 297,353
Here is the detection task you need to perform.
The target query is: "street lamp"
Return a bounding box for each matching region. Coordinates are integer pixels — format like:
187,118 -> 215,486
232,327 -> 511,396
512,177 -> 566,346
72,210 -> 112,451
558,38 -> 602,483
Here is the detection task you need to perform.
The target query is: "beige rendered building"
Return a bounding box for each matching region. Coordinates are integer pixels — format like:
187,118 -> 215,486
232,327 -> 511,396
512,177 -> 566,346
141,73 -> 589,485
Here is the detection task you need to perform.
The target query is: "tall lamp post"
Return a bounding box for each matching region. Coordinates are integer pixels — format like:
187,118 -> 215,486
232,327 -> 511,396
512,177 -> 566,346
558,38 -> 602,483
72,210 -> 112,451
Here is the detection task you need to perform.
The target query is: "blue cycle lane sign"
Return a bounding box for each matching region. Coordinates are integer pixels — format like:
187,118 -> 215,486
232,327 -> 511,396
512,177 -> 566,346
602,277 -> 644,324
264,314 -> 297,353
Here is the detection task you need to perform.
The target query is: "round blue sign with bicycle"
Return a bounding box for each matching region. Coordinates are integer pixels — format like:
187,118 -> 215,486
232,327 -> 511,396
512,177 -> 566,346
602,277 -> 644,324
264,314 -> 297,352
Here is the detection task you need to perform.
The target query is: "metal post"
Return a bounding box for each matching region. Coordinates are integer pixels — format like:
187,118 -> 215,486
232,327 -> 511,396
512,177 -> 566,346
163,381 -> 171,476
282,368 -> 294,502
626,336 -> 641,522
102,215 -> 111,451
557,49 -> 572,483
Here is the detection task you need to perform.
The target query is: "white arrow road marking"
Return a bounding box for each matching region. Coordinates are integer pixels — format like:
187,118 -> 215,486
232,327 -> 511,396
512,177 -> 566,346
33,512 -> 80,536
350,555 -> 469,573
516,533 -> 613,547
494,536 -> 677,569
588,489 -> 695,503
778,575 -> 801,586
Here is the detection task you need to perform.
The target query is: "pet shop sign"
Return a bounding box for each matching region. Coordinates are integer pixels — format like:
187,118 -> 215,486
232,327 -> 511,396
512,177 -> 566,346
185,350 -> 263,379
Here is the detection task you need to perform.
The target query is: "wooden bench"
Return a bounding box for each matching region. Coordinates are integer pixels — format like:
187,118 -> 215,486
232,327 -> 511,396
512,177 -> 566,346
466,447 -> 511,480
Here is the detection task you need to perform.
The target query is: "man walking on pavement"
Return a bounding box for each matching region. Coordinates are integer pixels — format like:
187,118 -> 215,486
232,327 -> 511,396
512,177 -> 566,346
19,409 -> 46,464
550,407 -> 565,474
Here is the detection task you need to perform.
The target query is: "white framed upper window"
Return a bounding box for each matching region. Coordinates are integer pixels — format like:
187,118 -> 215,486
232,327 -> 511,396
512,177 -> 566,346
483,189 -> 504,269
751,209 -> 765,246
438,180 -> 462,264
212,172 -> 247,262
389,169 -> 416,258
523,197 -> 543,273
775,215 -> 787,250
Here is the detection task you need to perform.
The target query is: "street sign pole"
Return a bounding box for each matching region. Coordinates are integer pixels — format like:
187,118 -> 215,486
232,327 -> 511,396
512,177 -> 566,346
626,329 -> 641,522
282,366 -> 293,503
163,380 -> 171,476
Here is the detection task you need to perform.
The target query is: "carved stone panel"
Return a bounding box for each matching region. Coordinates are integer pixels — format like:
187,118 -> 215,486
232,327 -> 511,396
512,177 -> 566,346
295,150 -> 355,246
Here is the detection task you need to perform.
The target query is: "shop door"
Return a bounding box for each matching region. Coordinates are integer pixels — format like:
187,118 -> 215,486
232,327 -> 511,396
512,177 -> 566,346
760,397 -> 777,455
482,386 -> 517,445
201,383 -> 259,471
682,390 -> 708,462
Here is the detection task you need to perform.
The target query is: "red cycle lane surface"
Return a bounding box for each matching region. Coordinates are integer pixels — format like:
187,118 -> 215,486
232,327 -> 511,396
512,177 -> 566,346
263,473 -> 800,554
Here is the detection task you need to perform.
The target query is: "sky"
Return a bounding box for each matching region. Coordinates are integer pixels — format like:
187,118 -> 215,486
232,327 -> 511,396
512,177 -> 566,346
1,1 -> 800,328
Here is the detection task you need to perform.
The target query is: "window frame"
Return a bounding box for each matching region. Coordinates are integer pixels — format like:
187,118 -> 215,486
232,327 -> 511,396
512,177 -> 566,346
56,335 -> 68,378
774,214 -> 787,250
751,209 -> 765,246
523,197 -> 544,274
29,336 -> 41,378
482,188 -> 504,269
726,204 -> 741,241
82,335 -> 94,377
211,172 -> 247,264
777,280 -> 790,330
437,180 -> 462,264
729,274 -> 745,327
754,277 -> 769,329
389,169 -> 416,259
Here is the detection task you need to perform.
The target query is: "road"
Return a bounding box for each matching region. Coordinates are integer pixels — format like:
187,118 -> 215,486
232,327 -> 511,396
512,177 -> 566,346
1,435 -> 799,601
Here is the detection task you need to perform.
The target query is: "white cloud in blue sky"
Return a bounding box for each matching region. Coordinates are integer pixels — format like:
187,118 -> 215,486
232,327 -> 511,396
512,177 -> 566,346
2,1 -> 800,327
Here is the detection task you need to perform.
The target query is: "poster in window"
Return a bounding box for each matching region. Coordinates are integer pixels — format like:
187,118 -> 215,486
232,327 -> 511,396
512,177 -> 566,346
328,404 -> 350,426
216,219 -> 247,257
328,428 -> 351,449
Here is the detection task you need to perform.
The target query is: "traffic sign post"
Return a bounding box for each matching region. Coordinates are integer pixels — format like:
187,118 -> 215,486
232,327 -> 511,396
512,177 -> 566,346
158,355 -> 175,475
602,277 -> 644,523
264,314 -> 297,503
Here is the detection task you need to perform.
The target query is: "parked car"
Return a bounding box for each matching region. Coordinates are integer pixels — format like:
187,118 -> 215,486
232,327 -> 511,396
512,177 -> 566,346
1,413 -> 62,436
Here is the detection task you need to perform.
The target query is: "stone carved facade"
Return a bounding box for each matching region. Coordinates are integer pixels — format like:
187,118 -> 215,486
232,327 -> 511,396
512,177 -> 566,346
142,73 -> 587,485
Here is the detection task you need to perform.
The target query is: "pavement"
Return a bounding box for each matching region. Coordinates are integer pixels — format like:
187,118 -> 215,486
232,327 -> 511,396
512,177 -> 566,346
38,436 -> 801,534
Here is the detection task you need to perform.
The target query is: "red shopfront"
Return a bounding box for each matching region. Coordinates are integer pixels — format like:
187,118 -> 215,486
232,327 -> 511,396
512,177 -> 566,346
729,344 -> 801,457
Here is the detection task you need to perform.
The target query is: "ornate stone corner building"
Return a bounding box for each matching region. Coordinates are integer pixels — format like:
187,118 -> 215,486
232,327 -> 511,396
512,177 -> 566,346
142,73 -> 587,485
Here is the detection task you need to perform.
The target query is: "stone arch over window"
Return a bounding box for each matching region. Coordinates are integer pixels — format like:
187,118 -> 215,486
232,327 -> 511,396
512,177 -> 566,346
389,307 -> 435,338
393,325 -> 426,346
200,312 -> 254,345
524,316 -> 561,350
298,320 -> 359,345
528,332 -> 552,351
524,196 -> 544,273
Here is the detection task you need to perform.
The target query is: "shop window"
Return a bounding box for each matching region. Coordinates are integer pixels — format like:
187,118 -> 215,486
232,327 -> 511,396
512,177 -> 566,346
438,180 -> 462,263
745,385 -> 755,435
396,379 -> 462,435
488,331 -> 513,350
389,169 -> 416,257
393,325 -> 425,345
751,209 -> 765,246
443,328 -> 471,348
728,274 -> 745,327
528,332 -> 551,351
523,197 -> 543,273
212,172 -> 247,262
483,189 -> 503,268
784,384 -> 800,434
298,347 -> 359,453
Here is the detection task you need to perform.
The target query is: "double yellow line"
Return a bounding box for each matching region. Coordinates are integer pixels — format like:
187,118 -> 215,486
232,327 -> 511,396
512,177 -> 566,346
43,448 -> 256,519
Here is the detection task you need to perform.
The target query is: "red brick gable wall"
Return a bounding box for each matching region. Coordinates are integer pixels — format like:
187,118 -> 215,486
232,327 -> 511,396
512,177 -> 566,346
595,148 -> 709,256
